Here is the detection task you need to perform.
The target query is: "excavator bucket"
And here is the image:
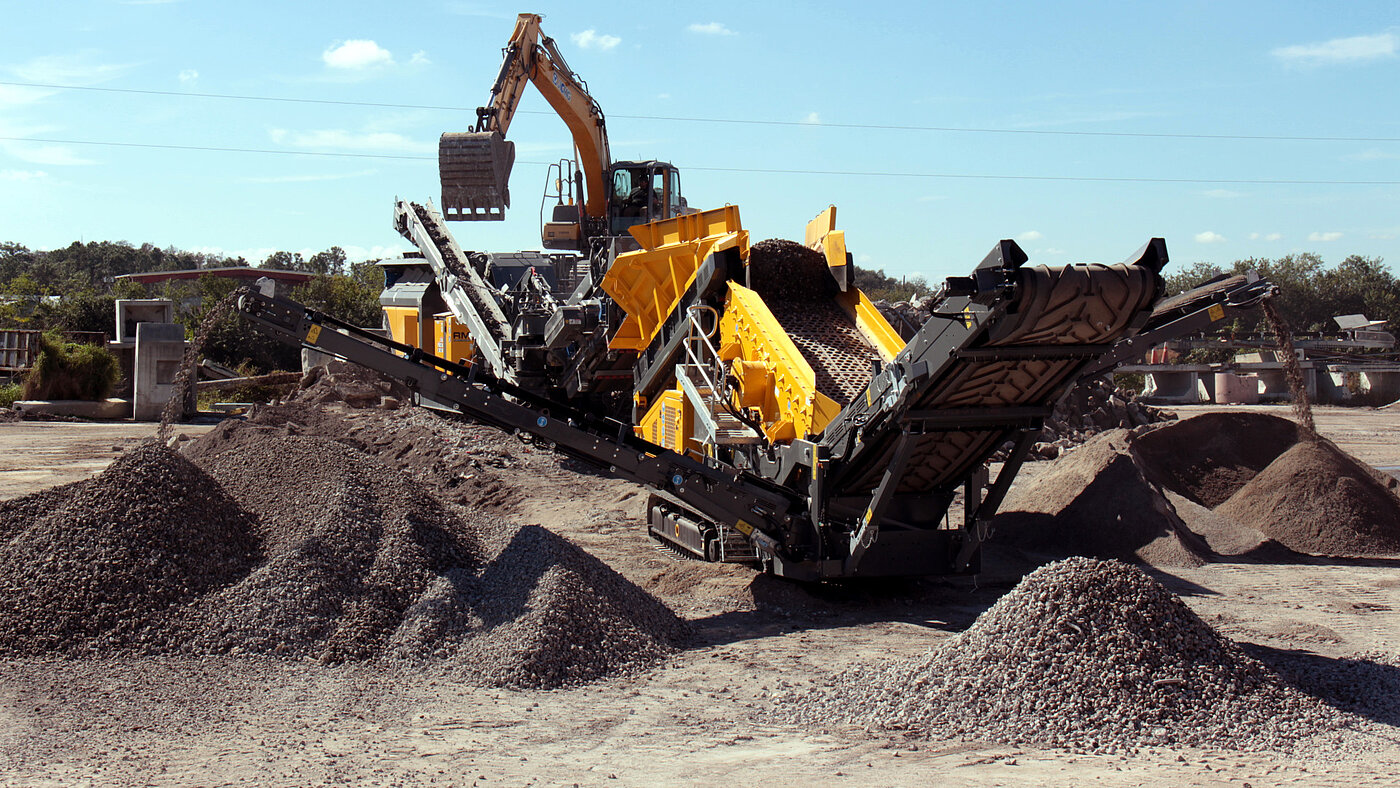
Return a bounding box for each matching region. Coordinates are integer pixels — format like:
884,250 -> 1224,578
438,131 -> 515,221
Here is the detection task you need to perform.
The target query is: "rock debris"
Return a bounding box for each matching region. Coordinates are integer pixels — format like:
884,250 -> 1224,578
787,557 -> 1345,752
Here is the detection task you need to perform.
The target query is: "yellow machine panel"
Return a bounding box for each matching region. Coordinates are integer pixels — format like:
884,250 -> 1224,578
433,312 -> 476,366
383,307 -> 420,348
601,205 -> 748,351
637,388 -> 690,454
720,283 -> 841,442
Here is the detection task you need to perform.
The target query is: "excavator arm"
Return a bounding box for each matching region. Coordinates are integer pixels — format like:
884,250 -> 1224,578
440,13 -> 611,222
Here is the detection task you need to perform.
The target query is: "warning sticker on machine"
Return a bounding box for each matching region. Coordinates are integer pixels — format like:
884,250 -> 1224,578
1208,304 -> 1225,322
306,324 -> 322,344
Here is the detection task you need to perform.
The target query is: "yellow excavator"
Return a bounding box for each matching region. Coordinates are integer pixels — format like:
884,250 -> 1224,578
439,12 -> 687,254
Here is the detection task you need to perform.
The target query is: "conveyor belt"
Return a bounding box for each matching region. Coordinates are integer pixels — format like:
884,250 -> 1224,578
829,261 -> 1160,496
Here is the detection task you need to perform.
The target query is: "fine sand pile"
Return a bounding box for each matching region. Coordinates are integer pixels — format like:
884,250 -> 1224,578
0,414 -> 687,687
1133,412 -> 1299,507
1000,411 -> 1400,563
1216,438 -> 1400,557
996,430 -> 1210,568
788,558 -> 1343,752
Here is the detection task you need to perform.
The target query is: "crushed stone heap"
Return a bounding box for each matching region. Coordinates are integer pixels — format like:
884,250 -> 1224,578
0,416 -> 687,688
0,444 -> 260,655
787,558 -> 1343,752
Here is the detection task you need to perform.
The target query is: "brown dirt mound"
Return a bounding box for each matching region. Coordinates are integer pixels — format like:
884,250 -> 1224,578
0,444 -> 260,655
1216,438 -> 1400,557
996,430 -> 1210,568
1132,412 -> 1300,507
788,557 -> 1343,751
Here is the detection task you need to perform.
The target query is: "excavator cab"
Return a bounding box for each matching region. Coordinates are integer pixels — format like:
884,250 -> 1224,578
607,161 -> 684,237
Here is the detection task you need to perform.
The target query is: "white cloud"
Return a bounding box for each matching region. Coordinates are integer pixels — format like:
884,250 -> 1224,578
341,244 -> 412,263
1044,248 -> 1066,256
1347,148 -> 1400,161
0,84 -> 53,108
409,50 -> 431,67
322,40 -> 394,69
800,112 -> 821,125
178,69 -> 198,84
1018,230 -> 1043,241
1195,231 -> 1227,244
855,253 -> 874,265
688,22 -> 737,36
1266,232 -> 1282,241
11,52 -> 134,85
269,128 -> 433,154
1308,231 -> 1343,242
657,93 -> 671,100
1272,32 -> 1397,65
1250,232 -> 1283,242
571,30 -> 621,51
0,169 -> 48,181
1202,188 -> 1241,198
0,137 -> 94,166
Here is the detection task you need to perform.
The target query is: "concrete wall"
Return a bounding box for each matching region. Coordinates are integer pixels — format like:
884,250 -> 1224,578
133,322 -> 188,421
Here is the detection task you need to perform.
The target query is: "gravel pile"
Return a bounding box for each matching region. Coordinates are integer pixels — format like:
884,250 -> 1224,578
1216,438 -> 1400,557
389,523 -> 687,688
747,239 -> 839,303
788,557 -> 1344,752
0,414 -> 686,686
1032,378 -> 1177,460
0,444 -> 260,655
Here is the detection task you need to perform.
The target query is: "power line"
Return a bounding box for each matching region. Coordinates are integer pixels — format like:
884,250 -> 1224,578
4,80 -> 1399,144
5,135 -> 1399,185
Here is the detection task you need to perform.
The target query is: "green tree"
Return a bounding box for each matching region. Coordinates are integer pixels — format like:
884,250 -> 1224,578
261,250 -> 307,272
307,246 -> 347,276
854,267 -> 929,302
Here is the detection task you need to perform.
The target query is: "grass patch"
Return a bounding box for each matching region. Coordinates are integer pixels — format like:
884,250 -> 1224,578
22,332 -> 121,401
0,382 -> 21,409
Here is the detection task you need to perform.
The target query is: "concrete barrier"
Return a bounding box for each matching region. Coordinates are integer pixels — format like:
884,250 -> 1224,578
134,322 -> 188,421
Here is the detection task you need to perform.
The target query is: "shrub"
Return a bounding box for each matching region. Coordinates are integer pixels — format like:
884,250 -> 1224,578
22,332 -> 121,401
0,383 -> 21,408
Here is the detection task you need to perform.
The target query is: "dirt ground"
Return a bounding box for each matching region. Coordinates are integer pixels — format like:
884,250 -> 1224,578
3,404 -> 1400,787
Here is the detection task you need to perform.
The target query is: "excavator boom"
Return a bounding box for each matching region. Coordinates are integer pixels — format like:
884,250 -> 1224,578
440,13 -> 611,222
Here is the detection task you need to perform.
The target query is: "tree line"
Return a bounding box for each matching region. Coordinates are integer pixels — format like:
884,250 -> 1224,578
0,240 -> 383,373
1164,253 -> 1398,335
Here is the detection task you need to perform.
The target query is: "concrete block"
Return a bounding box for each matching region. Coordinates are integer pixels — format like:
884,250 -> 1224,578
1214,373 -> 1260,405
15,399 -> 132,419
134,322 -> 189,421
115,299 -> 175,343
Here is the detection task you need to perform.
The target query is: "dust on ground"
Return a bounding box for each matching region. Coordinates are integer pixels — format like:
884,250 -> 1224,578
3,400 -> 1400,786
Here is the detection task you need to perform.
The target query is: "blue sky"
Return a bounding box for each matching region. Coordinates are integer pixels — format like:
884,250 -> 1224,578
1,1 -> 1397,283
